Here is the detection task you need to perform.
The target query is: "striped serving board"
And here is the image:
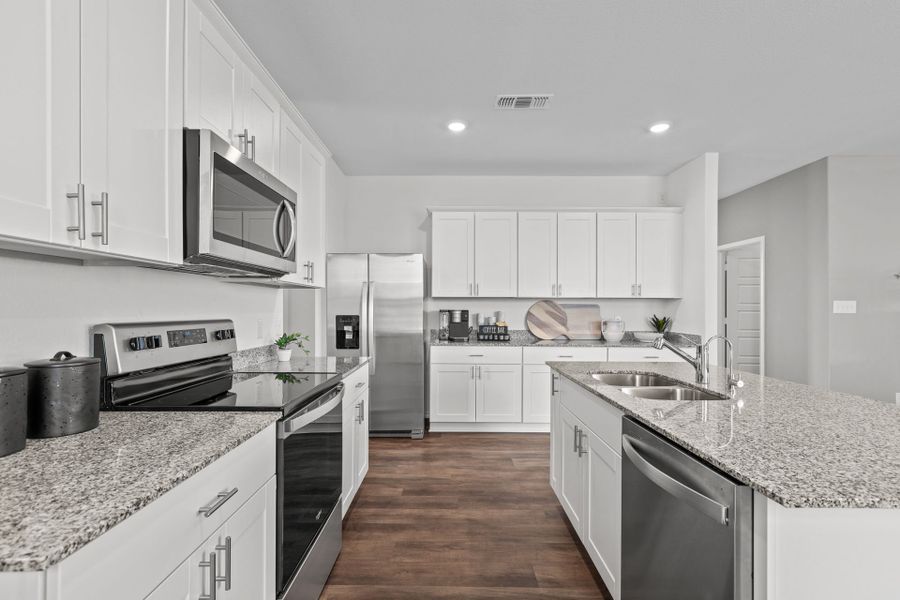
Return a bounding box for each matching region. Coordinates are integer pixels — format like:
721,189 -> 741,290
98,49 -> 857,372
526,300 -> 568,340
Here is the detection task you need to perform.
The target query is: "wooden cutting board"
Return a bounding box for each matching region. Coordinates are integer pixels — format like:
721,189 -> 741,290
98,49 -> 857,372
526,300 -> 568,340
560,303 -> 603,340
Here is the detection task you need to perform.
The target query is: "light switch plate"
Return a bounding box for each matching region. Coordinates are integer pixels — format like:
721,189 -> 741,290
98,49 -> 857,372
833,300 -> 857,314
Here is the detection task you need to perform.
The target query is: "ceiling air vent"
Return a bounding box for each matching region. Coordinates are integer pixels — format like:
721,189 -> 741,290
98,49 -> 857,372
495,94 -> 553,110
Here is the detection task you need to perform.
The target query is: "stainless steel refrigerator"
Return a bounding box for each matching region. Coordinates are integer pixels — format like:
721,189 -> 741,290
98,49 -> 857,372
326,253 -> 425,438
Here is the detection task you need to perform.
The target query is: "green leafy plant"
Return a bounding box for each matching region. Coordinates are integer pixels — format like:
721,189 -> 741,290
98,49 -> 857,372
648,314 -> 672,333
274,332 -> 311,354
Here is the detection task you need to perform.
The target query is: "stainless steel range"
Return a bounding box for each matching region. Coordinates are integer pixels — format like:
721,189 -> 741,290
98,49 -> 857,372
91,319 -> 342,600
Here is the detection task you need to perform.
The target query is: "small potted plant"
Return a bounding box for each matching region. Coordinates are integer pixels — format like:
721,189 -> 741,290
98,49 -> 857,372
274,332 -> 310,362
648,314 -> 672,338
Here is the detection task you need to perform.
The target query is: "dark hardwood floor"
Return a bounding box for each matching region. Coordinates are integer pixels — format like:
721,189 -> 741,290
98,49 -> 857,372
321,432 -> 612,600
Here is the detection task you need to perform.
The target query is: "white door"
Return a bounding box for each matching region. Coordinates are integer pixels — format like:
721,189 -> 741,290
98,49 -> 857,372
144,560 -> 190,600
584,429 -> 621,599
431,212 -> 475,297
241,69 -> 280,173
341,395 -> 357,517
724,244 -> 762,374
0,0 -> 80,245
429,364 -> 476,422
300,143 -> 326,286
557,212 -> 597,298
185,2 -> 242,147
354,390 -> 369,486
80,0 -> 182,262
522,364 -> 552,424
597,213 -> 637,297
636,213 -> 683,298
475,364 -> 523,422
225,478 -> 275,600
518,212 -> 557,297
559,405 -> 586,534
474,212 -> 518,297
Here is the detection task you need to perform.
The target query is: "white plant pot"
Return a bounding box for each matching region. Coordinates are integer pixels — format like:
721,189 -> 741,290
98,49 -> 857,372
276,349 -> 292,362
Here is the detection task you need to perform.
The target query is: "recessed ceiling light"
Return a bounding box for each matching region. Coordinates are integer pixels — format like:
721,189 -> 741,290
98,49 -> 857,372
447,120 -> 467,133
649,122 -> 671,134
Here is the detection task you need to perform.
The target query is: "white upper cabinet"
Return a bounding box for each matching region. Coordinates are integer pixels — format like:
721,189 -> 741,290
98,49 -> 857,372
518,212 -> 557,298
597,212 -> 637,297
80,0 -> 183,262
557,212 -> 597,298
0,0 -> 80,246
636,212 -> 683,298
474,212 -> 518,297
299,141 -> 326,286
241,70 -> 280,174
185,2 -> 241,146
431,212 -> 475,297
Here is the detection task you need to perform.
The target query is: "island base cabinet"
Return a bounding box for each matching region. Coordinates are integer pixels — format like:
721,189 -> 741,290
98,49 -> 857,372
342,366 -> 371,517
584,429 -> 621,598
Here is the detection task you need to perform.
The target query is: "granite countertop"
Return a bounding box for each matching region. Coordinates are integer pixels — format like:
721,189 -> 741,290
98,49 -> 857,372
430,329 -> 699,348
548,361 -> 900,509
235,355 -> 369,378
0,411 -> 279,572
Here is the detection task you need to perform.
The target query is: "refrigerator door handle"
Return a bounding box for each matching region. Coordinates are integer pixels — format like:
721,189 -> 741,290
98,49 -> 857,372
367,281 -> 376,374
359,282 -> 369,358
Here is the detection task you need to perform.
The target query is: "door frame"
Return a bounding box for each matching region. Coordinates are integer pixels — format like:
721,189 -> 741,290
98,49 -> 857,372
717,237 -> 765,377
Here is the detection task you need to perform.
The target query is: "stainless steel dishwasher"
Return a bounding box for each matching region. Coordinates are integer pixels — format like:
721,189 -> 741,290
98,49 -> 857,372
621,417 -> 752,599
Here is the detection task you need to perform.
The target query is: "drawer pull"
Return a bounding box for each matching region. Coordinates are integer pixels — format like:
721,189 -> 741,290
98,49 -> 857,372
643,356 -> 660,359
468,354 -> 484,357
198,488 -> 238,518
557,355 -> 574,358
355,381 -> 366,389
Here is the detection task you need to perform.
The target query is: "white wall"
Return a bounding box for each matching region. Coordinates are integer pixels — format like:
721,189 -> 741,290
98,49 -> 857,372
664,153 -> 719,340
826,156 -> 900,403
0,252 -> 282,365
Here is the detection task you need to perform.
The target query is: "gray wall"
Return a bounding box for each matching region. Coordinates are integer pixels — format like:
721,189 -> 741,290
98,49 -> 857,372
719,159 -> 829,386
827,157 -> 900,403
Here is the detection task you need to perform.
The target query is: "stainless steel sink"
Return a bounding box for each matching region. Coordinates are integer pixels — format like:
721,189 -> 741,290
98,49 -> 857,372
619,386 -> 729,401
591,373 -> 681,387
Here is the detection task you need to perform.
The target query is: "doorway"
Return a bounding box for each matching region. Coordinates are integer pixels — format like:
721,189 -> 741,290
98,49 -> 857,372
718,237 -> 765,376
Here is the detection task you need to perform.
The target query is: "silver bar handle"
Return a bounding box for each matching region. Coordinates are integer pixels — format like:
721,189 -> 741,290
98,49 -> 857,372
471,365 -> 475,380
282,202 -> 297,257
310,261 -> 315,283
198,488 -> 239,518
215,536 -> 232,590
637,284 -> 642,296
622,434 -> 729,526
237,129 -> 249,156
475,282 -> 479,296
477,365 -> 482,379
66,183 -> 86,240
199,551 -> 217,600
578,430 -> 588,456
551,283 -> 556,296
551,373 -> 559,395
272,201 -> 286,255
468,282 -> 473,296
249,134 -> 256,161
304,261 -> 313,282
573,425 -> 580,453
91,192 -> 109,245
558,283 -> 562,296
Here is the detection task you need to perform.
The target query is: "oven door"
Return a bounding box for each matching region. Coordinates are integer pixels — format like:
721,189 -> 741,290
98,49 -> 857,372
277,383 -> 343,599
184,129 -> 298,275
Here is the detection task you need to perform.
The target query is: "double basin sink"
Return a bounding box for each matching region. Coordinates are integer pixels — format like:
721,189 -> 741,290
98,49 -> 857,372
591,373 -> 729,401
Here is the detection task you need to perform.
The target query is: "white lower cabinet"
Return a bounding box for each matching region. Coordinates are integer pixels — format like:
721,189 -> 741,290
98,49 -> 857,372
429,363 -> 476,423
523,364 -> 553,424
342,366 -> 370,517
552,377 -> 623,600
476,364 -> 523,422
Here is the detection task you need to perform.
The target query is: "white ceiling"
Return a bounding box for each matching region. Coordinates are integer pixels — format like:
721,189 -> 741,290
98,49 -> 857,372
216,0 -> 900,197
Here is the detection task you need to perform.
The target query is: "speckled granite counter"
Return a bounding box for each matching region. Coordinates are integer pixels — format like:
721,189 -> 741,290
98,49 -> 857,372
235,355 -> 369,377
0,411 -> 279,571
430,329 -> 699,348
548,361 -> 900,509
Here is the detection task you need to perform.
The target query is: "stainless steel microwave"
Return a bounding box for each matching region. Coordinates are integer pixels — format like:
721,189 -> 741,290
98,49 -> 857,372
183,129 -> 297,276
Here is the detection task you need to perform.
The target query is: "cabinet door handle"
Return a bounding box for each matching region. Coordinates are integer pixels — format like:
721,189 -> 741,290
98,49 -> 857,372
198,488 -> 238,518
249,134 -> 256,161
573,425 -> 580,453
477,365 -> 482,379
551,283 -> 556,296
551,373 -> 559,395
475,282 -> 479,296
471,365 -> 475,379
237,129 -> 249,156
199,551 -> 218,600
91,192 -> 109,245
66,183 -> 86,240
355,381 -> 366,389
637,284 -> 642,296
578,430 -> 588,456
468,282 -> 473,296
215,536 -> 232,590
558,283 -> 562,296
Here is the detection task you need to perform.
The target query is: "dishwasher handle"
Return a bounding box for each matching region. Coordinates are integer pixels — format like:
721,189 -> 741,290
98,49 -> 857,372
622,434 -> 729,526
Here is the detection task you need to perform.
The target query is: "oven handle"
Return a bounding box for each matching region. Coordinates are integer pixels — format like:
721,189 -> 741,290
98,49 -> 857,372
622,434 -> 729,526
280,384 -> 344,437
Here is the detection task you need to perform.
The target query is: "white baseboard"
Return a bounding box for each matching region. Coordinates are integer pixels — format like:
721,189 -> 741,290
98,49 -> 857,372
428,422 -> 550,433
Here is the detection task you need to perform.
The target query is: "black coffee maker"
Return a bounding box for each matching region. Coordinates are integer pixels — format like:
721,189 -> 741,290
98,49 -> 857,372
439,310 -> 471,342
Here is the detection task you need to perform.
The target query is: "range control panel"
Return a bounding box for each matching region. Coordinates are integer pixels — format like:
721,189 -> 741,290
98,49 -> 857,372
167,328 -> 208,348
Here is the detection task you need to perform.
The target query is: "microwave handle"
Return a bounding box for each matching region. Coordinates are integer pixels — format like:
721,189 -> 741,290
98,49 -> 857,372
282,201 -> 297,257
272,201 -> 286,255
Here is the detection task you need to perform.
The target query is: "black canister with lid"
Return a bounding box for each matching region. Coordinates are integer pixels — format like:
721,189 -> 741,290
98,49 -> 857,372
0,367 -> 27,457
24,351 -> 101,438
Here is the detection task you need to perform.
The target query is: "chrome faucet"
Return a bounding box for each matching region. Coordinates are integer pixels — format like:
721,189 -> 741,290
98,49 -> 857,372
653,335 -> 744,392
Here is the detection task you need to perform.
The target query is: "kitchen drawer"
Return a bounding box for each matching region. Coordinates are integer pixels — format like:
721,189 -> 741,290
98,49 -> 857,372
430,346 -> 523,365
523,347 -> 608,365
559,377 -> 622,456
50,423 -> 276,600
607,346 -> 691,363
344,364 -> 370,399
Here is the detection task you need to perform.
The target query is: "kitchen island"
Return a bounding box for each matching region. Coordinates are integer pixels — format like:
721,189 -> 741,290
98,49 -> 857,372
548,361 -> 900,600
